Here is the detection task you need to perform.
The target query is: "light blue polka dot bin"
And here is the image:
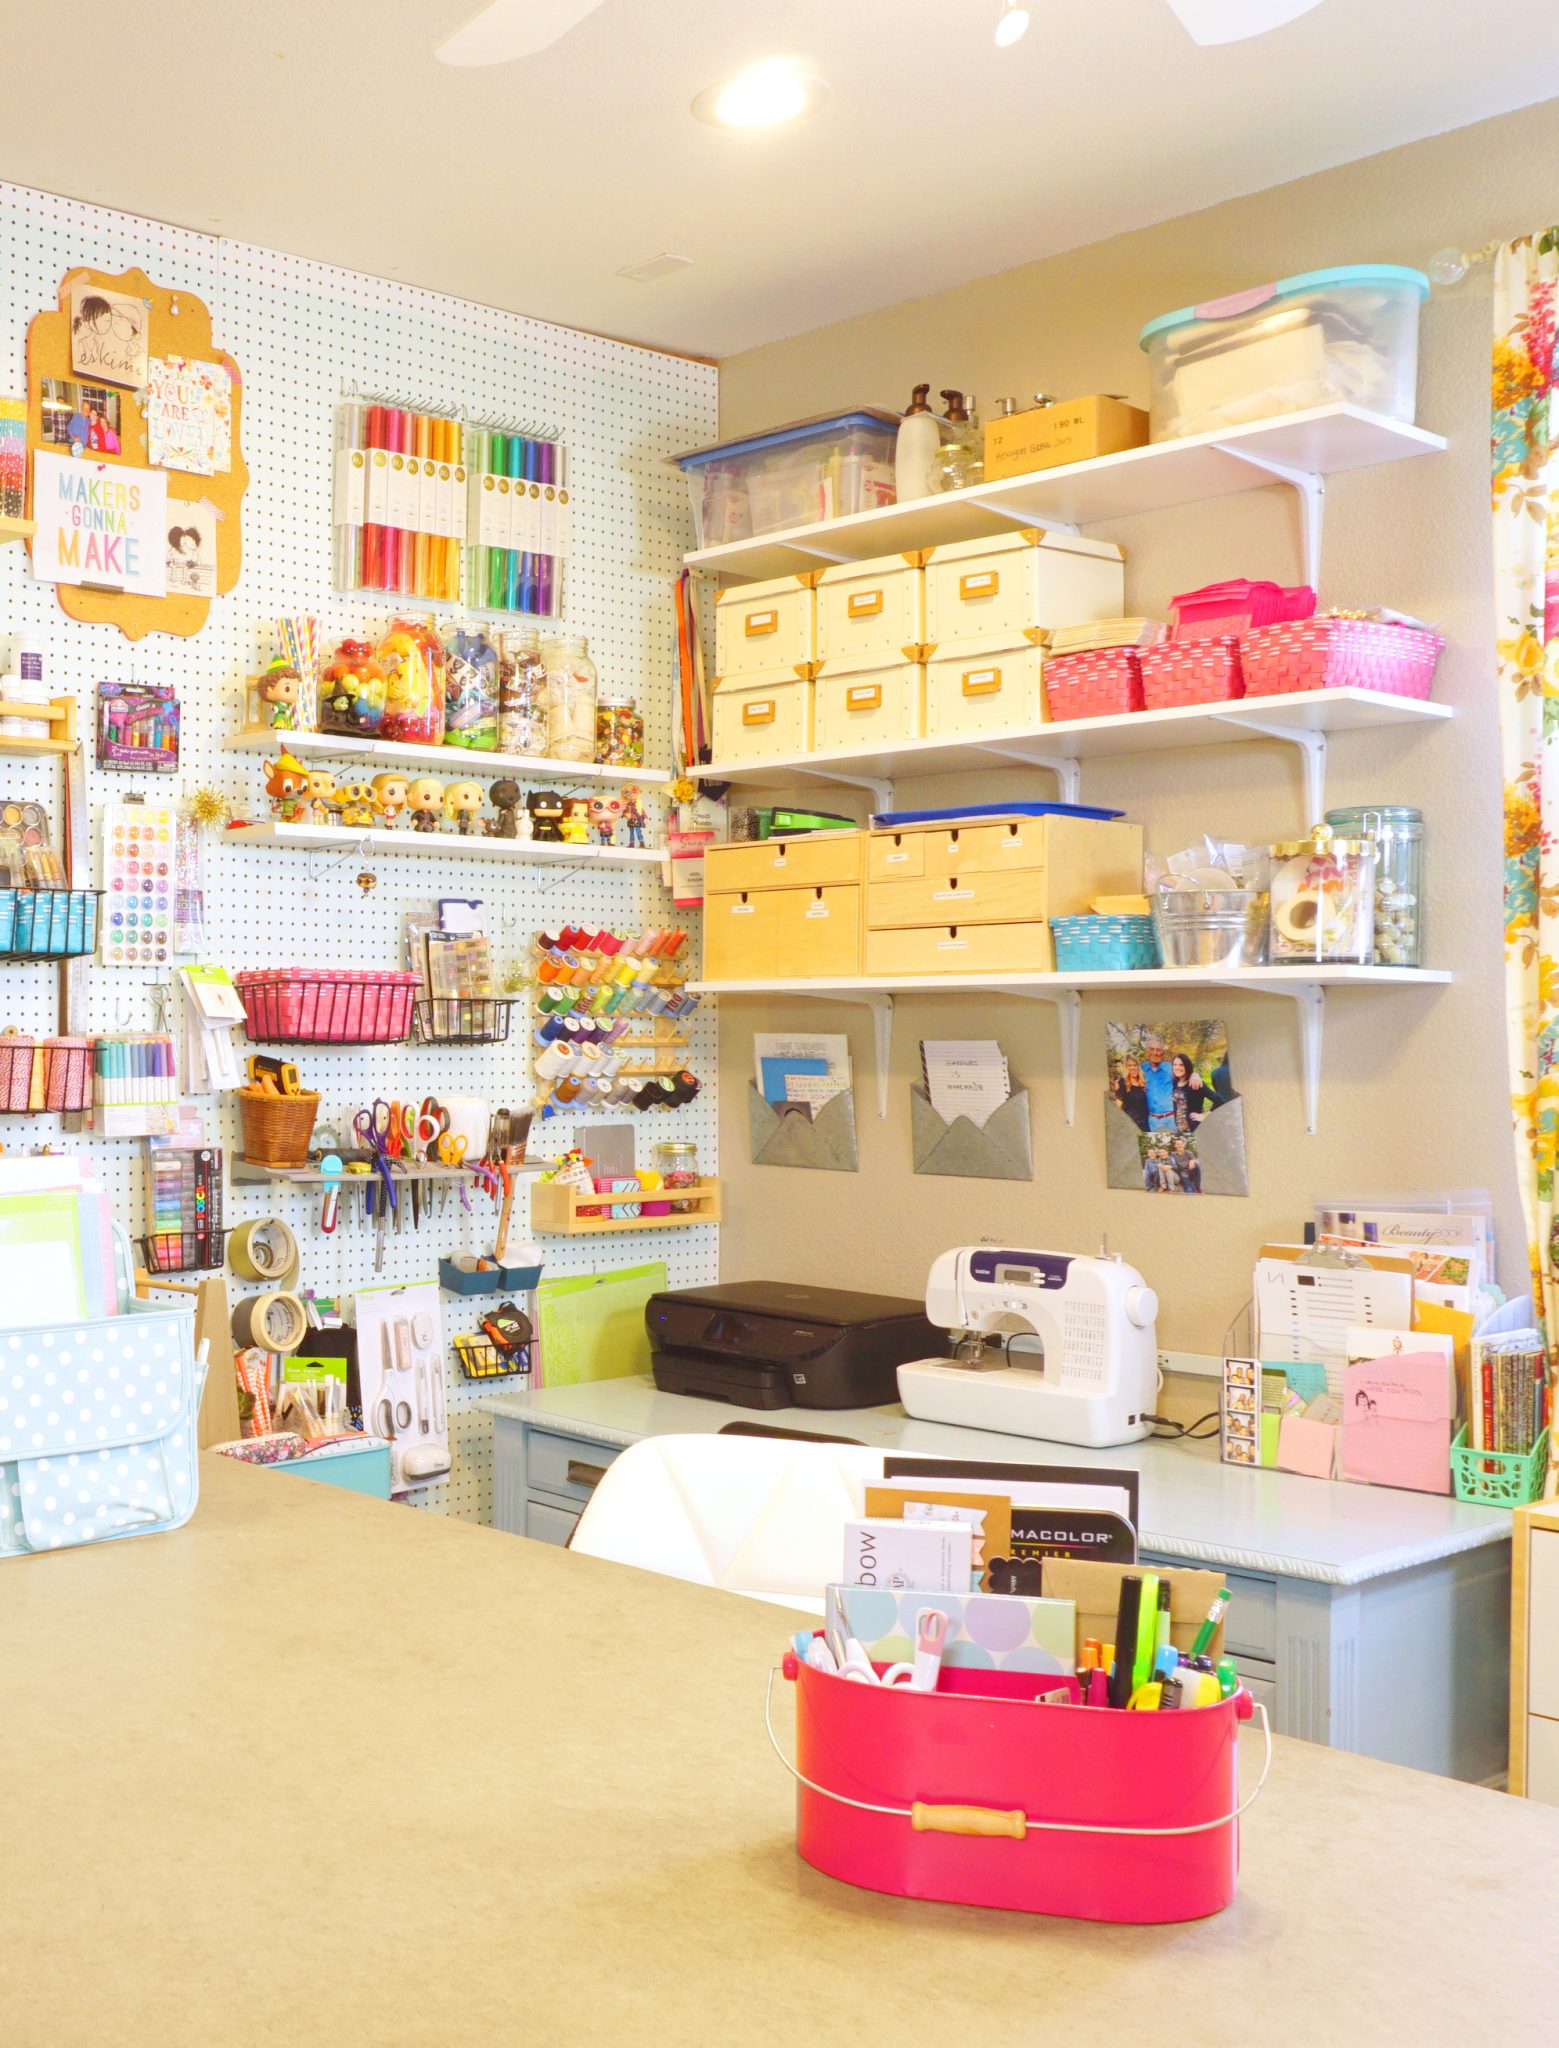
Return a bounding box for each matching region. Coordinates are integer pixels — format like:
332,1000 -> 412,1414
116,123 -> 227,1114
0,1302 -> 204,1557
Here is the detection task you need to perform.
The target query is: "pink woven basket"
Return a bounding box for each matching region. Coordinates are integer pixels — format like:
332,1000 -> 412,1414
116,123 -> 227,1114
1240,618 -> 1443,700
1045,648 -> 1144,721
1140,636 -> 1244,709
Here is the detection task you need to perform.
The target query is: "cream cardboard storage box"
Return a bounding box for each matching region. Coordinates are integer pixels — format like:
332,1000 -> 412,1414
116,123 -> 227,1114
709,667 -> 814,764
815,551 -> 926,666
924,633 -> 1047,739
713,572 -> 818,681
814,655 -> 926,751
922,530 -> 1125,646
982,396 -> 1149,481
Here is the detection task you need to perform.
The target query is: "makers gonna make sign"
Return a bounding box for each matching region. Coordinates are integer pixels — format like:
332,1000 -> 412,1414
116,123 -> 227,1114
32,451 -> 168,597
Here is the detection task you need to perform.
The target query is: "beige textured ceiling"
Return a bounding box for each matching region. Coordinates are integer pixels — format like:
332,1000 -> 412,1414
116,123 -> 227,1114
4,0 -> 1557,356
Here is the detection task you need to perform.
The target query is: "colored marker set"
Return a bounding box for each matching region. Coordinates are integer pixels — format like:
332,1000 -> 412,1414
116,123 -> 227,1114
465,425 -> 567,618
333,401 -> 467,602
94,1033 -> 178,1106
146,1142 -> 224,1272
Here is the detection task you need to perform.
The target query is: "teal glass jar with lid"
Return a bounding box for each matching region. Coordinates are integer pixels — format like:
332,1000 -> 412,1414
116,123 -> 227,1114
1324,805 -> 1423,967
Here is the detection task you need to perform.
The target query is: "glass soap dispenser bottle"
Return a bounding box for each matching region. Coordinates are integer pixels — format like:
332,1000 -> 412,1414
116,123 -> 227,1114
928,391 -> 984,493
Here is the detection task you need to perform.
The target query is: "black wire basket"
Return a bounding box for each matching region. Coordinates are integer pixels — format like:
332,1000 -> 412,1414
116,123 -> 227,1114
139,1227 -> 229,1276
0,889 -> 104,961
452,1334 -> 533,1382
414,997 -> 518,1046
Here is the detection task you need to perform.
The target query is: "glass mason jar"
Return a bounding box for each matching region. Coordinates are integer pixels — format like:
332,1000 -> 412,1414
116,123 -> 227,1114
376,616 -> 446,745
1267,823 -> 1377,964
595,687 -> 644,767
1325,806 -> 1424,968
318,638 -> 387,736
652,1139 -> 700,1212
442,623 -> 499,750
542,631 -> 597,762
498,627 -> 549,755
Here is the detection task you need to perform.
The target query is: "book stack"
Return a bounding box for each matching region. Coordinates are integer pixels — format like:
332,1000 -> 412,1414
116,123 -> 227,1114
1469,1332 -> 1548,1457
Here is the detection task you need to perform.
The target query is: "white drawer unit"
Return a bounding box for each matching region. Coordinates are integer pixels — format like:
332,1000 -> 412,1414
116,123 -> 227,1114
923,633 -> 1046,739
1510,1502 -> 1559,1795
923,529 -> 1125,645
815,551 -> 926,664
814,656 -> 926,751
709,668 -> 815,762
713,572 -> 817,680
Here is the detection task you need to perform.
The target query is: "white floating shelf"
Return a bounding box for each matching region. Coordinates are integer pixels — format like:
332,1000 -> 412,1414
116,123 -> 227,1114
225,820 -> 666,868
685,404 -> 1447,581
229,726 -> 670,787
694,965 -> 1450,1134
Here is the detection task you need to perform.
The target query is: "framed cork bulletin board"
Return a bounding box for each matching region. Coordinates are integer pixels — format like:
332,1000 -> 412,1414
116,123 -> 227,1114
24,265 -> 247,639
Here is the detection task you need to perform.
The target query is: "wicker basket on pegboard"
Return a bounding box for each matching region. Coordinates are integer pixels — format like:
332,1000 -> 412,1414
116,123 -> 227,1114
1044,647 -> 1144,721
1140,636 -> 1245,709
1240,618 -> 1443,700
237,1087 -> 321,1167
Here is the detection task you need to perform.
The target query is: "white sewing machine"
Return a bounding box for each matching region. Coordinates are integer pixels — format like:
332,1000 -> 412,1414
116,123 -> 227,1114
896,1246 -> 1159,1448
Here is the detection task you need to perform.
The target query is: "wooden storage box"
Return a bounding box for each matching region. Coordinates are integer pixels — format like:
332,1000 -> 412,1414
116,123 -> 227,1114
924,635 -> 1046,739
532,1177 -> 722,1234
982,396 -> 1149,482
816,552 -> 925,665
868,815 -> 1048,880
864,919 -> 1056,976
866,816 -> 1140,925
867,866 -> 1049,930
710,668 -> 813,762
704,882 -> 862,981
706,830 -> 862,895
713,574 -> 817,680
923,530 -> 1124,645
814,657 -> 925,751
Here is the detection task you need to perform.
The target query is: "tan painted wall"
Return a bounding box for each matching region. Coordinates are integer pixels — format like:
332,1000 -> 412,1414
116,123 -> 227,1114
709,102 -> 1557,1349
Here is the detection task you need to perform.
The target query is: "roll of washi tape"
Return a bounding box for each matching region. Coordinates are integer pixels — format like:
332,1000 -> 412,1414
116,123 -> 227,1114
230,1290 -> 309,1354
229,1218 -> 300,1285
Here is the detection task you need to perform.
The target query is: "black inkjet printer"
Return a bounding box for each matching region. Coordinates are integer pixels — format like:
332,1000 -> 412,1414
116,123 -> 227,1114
644,1281 -> 939,1410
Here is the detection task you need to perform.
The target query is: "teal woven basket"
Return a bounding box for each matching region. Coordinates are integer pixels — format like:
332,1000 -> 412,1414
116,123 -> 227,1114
1050,913 -> 1161,972
1449,1425 -> 1549,1508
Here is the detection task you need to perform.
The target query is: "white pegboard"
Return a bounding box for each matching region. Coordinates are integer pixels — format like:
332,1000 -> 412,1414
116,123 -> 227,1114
0,182 -> 719,1523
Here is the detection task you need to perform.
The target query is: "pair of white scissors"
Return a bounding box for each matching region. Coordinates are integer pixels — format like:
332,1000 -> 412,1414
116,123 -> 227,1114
839,1609 -> 949,1691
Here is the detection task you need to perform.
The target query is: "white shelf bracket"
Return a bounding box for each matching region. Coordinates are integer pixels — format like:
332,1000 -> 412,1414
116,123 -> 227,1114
1245,979 -> 1325,1132
1214,716 -> 1327,816
976,746 -> 1082,806
787,763 -> 894,812
961,494 -> 1081,538
1208,444 -> 1326,587
804,991 -> 895,1117
995,987 -> 1081,1124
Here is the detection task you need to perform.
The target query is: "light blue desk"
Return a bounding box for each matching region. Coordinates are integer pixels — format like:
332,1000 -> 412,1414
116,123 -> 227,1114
481,1377 -> 1514,1783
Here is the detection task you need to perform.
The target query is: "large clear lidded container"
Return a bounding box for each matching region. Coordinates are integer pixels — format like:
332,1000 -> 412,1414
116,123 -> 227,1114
498,626 -> 549,756
673,409 -> 900,549
318,638 -> 387,737
1267,823 -> 1377,965
1325,805 -> 1424,968
1138,264 -> 1429,443
542,631 -> 597,762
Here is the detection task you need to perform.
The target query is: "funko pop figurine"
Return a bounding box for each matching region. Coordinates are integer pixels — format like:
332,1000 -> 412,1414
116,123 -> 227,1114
406,777 -> 445,833
559,796 -> 593,846
444,778 -> 485,836
256,658 -> 302,730
304,767 -> 340,825
489,779 -> 523,838
620,784 -> 647,848
335,780 -> 377,828
587,794 -> 623,846
527,789 -> 567,842
264,752 -> 311,821
371,771 -> 411,828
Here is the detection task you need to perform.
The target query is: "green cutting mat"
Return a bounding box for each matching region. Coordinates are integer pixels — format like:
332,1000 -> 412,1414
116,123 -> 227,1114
536,1260 -> 667,1386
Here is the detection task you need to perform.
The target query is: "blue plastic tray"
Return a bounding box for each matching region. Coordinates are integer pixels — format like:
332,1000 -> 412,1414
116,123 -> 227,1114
870,801 -> 1124,828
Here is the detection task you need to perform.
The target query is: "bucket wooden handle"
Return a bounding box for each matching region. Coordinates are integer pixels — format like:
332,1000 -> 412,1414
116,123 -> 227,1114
911,1802 -> 1026,1839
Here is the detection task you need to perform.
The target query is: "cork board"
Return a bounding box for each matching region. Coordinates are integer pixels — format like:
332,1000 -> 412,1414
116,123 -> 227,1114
24,265 -> 247,639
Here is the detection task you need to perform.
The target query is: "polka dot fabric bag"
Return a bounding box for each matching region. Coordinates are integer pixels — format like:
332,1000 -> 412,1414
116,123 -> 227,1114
0,1303 -> 204,1557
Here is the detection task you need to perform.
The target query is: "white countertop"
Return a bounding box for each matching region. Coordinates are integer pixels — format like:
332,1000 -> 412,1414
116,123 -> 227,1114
482,1377 -> 1514,1586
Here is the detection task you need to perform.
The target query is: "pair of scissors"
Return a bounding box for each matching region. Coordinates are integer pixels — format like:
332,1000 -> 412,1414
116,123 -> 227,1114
414,1097 -> 449,1164
353,1103 -> 399,1217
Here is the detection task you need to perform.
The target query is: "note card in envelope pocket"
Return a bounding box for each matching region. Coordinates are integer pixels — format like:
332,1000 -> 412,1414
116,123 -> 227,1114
0,1302 -> 204,1556
1339,1353 -> 1451,1495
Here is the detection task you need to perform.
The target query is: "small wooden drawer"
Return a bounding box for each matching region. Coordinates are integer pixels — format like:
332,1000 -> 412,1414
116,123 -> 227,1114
868,831 -> 928,881
706,831 -> 862,895
923,529 -> 1125,644
864,919 -> 1054,976
710,669 -> 813,763
814,658 -> 925,752
714,574 -> 816,680
925,637 -> 1047,739
867,866 -> 1048,930
868,816 -> 1049,883
816,552 -> 925,663
705,884 -> 862,981
527,1428 -> 623,1506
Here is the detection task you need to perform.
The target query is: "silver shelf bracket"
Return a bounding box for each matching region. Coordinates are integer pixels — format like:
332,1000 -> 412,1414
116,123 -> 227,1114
995,986 -> 1081,1125
1209,444 -> 1326,587
1244,979 -> 1324,1132
804,991 -> 894,1117
1213,716 -> 1327,816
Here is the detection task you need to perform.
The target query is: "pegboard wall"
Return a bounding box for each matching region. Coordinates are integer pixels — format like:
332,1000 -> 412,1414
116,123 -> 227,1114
0,182 -> 720,1523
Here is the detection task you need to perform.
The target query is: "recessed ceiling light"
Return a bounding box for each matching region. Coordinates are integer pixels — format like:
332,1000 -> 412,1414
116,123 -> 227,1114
692,58 -> 829,130
994,1 -> 1030,45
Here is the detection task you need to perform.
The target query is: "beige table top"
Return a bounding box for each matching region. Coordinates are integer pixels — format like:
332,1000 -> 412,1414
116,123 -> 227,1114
3,1456 -> 1556,2048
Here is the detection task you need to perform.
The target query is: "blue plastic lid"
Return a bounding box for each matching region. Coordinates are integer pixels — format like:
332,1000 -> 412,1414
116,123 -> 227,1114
673,409 -> 901,471
870,801 -> 1125,828
1139,264 -> 1430,349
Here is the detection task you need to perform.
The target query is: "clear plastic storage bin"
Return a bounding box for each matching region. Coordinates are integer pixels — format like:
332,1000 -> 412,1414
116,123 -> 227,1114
1139,265 -> 1429,442
674,410 -> 900,549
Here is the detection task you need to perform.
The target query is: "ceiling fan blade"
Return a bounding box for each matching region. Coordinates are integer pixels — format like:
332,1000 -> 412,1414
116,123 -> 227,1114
1162,0 -> 1323,44
436,0 -> 610,66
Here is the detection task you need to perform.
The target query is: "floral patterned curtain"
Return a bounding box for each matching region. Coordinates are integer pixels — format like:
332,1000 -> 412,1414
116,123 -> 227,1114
1495,230 -> 1559,1348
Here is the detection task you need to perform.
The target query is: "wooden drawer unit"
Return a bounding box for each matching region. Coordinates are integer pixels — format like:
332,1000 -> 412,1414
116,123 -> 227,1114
713,573 -> 816,680
816,551 -> 925,664
864,919 -> 1055,976
869,816 -> 1053,882
814,657 -> 925,751
924,636 -> 1047,739
709,669 -> 813,762
923,529 -> 1125,644
706,883 -> 862,980
866,817 -> 1141,929
706,831 -> 862,894
867,865 -> 1047,930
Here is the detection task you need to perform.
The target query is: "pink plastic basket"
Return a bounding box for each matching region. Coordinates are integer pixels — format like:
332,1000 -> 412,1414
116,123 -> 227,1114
1169,579 -> 1315,640
775,1657 -> 1267,1924
1044,647 -> 1144,720
235,968 -> 422,1045
1240,617 -> 1443,700
1139,636 -> 1245,708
